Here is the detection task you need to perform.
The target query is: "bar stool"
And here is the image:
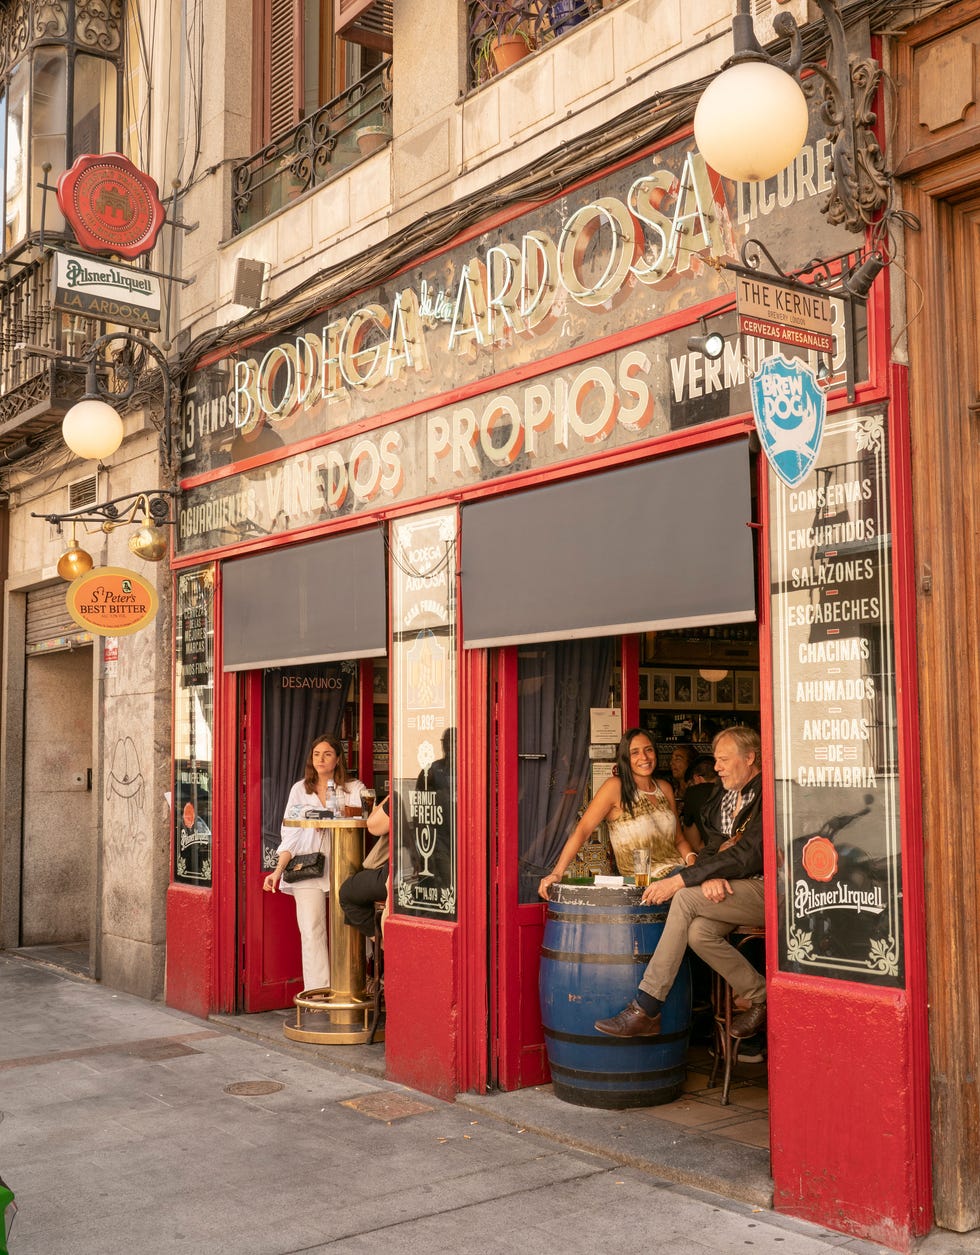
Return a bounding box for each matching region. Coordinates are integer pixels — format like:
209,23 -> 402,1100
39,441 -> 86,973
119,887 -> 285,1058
366,903 -> 386,1045
708,925 -> 766,1105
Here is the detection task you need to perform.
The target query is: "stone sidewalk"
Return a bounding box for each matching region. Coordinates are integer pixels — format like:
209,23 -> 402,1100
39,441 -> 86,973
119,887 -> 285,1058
0,952 -> 975,1255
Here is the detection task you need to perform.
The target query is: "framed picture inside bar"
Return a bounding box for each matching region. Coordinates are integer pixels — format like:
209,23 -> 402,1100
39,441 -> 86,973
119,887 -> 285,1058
734,672 -> 759,709
649,670 -> 671,708
715,674 -> 735,706
694,674 -> 714,706
672,672 -> 693,705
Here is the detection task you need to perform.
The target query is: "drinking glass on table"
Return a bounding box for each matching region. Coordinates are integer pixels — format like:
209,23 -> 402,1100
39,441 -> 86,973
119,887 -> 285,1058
632,848 -> 651,887
360,787 -> 377,819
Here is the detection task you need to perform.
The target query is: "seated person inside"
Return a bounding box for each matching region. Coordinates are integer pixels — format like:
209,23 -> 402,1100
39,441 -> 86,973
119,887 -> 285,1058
594,726 -> 767,1044
339,796 -> 390,937
680,754 -> 720,852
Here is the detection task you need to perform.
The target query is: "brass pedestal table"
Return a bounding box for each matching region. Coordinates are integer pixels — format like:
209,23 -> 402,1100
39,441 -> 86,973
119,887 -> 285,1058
280,817 -> 382,1045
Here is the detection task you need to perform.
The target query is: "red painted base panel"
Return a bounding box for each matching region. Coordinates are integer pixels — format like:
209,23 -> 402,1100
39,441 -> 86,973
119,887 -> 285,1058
164,884 -> 215,1021
769,973 -> 928,1251
383,917 -> 459,1103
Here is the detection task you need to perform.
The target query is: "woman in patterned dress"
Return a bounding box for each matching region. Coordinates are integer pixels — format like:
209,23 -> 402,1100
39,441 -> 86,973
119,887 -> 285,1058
537,728 -> 697,900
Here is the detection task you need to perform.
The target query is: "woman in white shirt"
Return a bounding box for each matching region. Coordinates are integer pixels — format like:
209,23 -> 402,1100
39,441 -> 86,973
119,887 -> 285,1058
262,734 -> 364,991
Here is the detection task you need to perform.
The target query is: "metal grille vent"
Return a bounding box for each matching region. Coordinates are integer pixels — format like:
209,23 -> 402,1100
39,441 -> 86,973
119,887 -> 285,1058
68,474 -> 98,512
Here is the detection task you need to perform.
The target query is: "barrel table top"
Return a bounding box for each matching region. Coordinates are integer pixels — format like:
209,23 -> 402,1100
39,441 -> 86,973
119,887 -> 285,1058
550,881 -> 668,915
282,817 -> 368,828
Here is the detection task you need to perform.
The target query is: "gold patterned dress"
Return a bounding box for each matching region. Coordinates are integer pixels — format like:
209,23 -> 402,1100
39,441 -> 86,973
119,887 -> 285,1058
606,784 -> 679,879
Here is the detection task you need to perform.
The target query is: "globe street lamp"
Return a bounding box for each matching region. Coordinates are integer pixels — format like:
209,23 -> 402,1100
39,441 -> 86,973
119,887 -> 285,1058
61,331 -> 174,466
693,0 -> 889,232
34,329 -> 178,572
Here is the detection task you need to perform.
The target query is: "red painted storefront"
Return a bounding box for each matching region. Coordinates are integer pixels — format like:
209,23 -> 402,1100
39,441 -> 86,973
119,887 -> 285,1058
165,120 -> 932,1247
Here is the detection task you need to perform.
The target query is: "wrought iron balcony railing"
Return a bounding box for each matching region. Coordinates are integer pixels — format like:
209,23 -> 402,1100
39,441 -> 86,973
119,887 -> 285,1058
232,60 -> 392,235
0,243 -> 112,453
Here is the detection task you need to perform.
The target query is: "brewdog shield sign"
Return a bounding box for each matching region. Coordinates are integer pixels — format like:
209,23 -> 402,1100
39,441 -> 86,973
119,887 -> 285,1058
751,354 -> 826,488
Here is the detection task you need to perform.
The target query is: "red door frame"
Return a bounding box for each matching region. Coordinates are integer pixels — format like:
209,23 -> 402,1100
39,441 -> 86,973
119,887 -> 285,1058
761,364 -> 934,1244
457,644 -> 490,1095
238,671 -> 305,1011
235,658 -> 380,1013
490,647 -> 549,1090
487,635 -> 642,1091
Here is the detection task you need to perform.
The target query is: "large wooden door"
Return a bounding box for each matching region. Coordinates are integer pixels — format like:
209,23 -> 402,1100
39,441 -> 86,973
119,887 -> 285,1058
897,6 -> 980,1224
906,181 -> 980,1231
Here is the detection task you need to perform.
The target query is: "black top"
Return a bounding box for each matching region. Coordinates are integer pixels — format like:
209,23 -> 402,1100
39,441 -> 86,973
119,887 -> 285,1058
678,776 -> 764,886
680,781 -> 716,833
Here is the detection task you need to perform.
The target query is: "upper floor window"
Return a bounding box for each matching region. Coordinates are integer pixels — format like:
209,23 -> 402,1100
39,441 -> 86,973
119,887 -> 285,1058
253,0 -> 391,149
0,0 -> 124,258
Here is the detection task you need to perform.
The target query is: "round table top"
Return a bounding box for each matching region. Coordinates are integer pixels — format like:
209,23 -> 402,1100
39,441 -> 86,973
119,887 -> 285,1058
282,816 -> 368,829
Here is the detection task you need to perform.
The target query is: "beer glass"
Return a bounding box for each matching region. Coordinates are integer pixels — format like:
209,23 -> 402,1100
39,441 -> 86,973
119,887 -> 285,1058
360,787 -> 377,819
632,848 -> 651,887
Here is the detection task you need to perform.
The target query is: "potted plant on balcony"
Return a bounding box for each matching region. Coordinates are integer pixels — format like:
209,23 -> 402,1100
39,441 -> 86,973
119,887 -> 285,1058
472,0 -> 538,78
355,124 -> 391,156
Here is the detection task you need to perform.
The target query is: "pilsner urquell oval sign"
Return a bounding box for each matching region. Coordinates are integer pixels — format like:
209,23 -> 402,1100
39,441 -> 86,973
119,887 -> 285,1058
66,566 -> 159,636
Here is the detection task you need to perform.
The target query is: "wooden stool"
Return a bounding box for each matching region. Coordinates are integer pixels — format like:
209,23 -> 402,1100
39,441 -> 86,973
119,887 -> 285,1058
708,926 -> 765,1105
366,902 -> 386,1045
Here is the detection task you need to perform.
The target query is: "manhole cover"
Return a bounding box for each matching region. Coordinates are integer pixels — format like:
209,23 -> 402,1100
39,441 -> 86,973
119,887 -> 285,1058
341,1092 -> 433,1121
224,1080 -> 285,1096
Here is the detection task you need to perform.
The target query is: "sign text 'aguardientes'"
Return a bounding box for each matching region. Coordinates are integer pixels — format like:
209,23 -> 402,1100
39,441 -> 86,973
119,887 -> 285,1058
178,121 -> 856,554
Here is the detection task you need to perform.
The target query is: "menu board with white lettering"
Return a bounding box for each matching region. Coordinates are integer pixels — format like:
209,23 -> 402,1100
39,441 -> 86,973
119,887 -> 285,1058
390,507 -> 458,919
769,411 -> 903,986
174,568 -> 215,885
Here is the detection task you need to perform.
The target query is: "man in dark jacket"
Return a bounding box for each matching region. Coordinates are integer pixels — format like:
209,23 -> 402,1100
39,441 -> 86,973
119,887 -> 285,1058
595,725 -> 766,1041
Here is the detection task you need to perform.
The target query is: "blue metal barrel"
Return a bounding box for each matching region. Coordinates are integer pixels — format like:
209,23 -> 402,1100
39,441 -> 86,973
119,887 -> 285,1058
539,882 -> 691,1109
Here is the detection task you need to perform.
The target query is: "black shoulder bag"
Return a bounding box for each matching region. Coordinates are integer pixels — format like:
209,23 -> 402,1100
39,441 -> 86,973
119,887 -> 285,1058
281,852 -> 325,882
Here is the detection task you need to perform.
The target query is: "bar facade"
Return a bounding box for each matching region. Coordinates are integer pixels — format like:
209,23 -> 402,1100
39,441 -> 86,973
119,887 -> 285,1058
166,95 -> 930,1247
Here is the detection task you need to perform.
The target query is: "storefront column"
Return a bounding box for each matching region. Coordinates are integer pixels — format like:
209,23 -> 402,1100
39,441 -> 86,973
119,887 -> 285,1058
765,398 -> 932,1246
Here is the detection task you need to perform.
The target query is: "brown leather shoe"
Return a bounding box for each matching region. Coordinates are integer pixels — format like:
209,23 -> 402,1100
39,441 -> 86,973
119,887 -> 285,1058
594,1000 -> 662,1037
730,1002 -> 766,1039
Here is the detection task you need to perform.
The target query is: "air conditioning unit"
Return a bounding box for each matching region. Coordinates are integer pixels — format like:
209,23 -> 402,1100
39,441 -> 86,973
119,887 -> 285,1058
68,474 -> 99,513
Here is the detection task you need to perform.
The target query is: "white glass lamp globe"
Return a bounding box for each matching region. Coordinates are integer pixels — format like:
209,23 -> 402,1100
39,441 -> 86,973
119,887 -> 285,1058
694,60 -> 809,183
62,397 -> 125,460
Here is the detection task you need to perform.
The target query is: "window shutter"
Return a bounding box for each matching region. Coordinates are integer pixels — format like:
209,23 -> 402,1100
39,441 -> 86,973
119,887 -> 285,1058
335,0 -> 393,53
267,0 -> 303,138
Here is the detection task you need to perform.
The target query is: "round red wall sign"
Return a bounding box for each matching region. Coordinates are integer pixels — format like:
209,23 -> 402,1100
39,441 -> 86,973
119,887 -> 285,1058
801,835 -> 839,883
57,153 -> 166,259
